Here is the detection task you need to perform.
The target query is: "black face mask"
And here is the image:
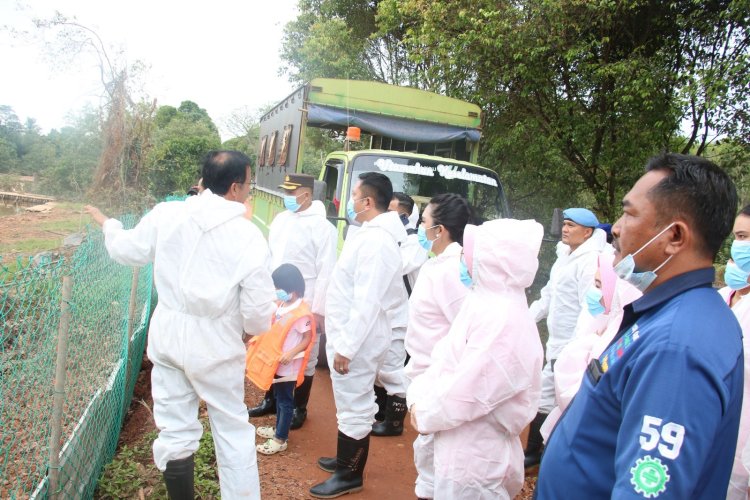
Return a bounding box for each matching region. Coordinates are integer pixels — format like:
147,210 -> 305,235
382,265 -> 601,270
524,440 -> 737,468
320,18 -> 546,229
399,213 -> 409,226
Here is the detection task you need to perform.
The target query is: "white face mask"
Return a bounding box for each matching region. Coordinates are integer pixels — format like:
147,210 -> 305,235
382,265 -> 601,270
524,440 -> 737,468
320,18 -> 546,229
613,222 -> 675,292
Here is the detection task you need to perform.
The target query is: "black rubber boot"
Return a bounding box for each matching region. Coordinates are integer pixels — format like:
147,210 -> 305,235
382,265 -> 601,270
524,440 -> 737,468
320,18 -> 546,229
373,385 -> 387,422
247,389 -> 276,418
371,395 -> 407,436
310,431 -> 370,498
163,455 -> 194,500
290,375 -> 314,430
524,412 -> 547,469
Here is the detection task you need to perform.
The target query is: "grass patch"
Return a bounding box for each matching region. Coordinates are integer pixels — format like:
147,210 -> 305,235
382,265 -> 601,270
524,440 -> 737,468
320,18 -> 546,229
0,237 -> 62,255
38,217 -> 87,235
96,420 -> 220,499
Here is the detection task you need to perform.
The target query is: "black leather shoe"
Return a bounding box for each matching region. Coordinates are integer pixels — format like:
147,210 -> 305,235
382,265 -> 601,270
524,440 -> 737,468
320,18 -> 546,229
247,390 -> 276,418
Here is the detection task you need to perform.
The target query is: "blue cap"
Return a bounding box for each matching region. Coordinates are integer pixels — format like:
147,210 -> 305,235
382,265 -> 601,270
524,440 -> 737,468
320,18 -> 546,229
563,208 -> 599,228
597,222 -> 612,236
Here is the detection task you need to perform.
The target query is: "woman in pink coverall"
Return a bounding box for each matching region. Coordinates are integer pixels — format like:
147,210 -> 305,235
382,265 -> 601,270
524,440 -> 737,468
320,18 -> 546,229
404,193 -> 472,499
407,218 -> 544,499
539,254 -> 641,441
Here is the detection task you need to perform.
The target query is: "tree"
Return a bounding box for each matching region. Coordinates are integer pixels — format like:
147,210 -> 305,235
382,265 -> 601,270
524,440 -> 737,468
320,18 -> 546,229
374,0 -> 750,219
147,102 -> 221,196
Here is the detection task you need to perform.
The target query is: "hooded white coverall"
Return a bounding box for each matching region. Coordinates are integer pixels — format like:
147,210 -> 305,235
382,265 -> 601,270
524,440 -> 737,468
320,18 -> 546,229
719,286 -> 750,500
101,190 -> 276,499
404,241 -> 469,498
325,211 -> 403,439
529,228 -> 607,412
407,219 -> 544,499
269,199 -> 337,374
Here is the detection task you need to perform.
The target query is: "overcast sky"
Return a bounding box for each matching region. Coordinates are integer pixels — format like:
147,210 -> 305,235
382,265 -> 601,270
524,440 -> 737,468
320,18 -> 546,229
0,0 -> 299,140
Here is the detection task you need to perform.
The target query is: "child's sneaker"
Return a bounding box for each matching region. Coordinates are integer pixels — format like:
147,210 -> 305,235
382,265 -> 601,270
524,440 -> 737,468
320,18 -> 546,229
256,426 -> 276,439
257,438 -> 287,455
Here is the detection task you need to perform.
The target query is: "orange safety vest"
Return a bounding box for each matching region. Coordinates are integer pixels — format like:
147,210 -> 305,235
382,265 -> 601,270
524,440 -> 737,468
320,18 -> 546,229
245,301 -> 316,391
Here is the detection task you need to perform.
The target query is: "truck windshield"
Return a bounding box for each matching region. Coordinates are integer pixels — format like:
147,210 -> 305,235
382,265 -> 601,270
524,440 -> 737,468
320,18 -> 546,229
352,154 -> 506,223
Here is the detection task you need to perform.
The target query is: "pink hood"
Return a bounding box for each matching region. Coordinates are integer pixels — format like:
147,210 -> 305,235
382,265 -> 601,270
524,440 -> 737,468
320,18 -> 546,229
463,219 -> 544,292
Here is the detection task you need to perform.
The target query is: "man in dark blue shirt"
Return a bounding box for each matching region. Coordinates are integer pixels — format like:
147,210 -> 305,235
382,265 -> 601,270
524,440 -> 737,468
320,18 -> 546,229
536,153 -> 743,498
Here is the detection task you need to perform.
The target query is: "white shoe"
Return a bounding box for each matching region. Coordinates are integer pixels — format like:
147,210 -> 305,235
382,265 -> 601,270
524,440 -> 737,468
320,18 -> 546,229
256,438 -> 287,455
256,426 -> 276,439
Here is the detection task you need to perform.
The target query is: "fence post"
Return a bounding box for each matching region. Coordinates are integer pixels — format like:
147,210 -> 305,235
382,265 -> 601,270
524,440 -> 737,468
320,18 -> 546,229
123,267 -> 140,414
49,276 -> 73,499
127,267 -> 140,342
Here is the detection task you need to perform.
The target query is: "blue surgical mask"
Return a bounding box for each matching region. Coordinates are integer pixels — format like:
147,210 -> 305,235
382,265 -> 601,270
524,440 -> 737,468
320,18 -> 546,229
459,256 -> 473,288
276,289 -> 292,302
417,225 -> 439,251
725,261 -> 750,290
585,286 -> 606,316
347,197 -> 367,223
613,223 -> 674,292
731,240 -> 750,273
283,194 -> 301,212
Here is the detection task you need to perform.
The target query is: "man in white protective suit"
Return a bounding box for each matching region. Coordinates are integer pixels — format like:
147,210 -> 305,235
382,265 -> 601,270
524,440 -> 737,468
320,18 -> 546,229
247,173 -> 337,431
310,172 -> 404,498
85,150 -> 276,500
525,207 -> 607,468
370,192 -> 427,437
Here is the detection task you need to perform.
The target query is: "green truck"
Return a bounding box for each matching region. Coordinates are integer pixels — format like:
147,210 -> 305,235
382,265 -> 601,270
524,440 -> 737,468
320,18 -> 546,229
251,78 -> 510,244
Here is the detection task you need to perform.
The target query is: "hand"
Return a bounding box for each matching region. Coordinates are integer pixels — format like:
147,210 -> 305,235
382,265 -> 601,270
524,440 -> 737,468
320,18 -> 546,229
313,313 -> 325,334
84,205 -> 109,227
333,353 -> 350,375
279,351 -> 293,365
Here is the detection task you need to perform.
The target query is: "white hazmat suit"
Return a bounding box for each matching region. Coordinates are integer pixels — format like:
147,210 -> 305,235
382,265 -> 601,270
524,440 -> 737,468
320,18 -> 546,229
269,199 -> 337,374
407,219 -> 544,499
325,211 -> 404,439
101,190 -> 276,499
404,241 -> 469,498
529,228 -> 607,412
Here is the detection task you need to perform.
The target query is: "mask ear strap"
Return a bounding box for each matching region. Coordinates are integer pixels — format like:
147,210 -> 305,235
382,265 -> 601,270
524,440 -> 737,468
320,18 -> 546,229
633,222 -> 675,257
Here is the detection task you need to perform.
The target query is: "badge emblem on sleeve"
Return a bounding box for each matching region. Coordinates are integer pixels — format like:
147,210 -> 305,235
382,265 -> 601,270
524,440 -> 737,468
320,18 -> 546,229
630,455 -> 670,498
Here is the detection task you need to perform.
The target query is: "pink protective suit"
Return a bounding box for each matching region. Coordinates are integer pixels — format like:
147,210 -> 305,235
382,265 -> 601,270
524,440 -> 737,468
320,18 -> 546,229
540,267 -> 641,442
407,219 -> 544,499
720,287 -> 750,500
404,241 -> 469,498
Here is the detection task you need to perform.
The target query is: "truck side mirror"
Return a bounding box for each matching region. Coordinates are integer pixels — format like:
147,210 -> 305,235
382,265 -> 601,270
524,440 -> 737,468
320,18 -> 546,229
550,208 -> 563,239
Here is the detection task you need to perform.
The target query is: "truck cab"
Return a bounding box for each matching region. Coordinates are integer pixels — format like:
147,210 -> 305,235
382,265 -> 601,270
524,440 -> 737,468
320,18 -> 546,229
320,150 -> 508,248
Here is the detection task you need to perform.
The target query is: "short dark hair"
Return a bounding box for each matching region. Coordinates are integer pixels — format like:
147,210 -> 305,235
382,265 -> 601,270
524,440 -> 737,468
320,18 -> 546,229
645,153 -> 738,258
740,204 -> 750,218
272,263 -> 305,296
358,172 -> 393,212
201,150 -> 251,195
392,192 -> 415,214
429,193 -> 471,245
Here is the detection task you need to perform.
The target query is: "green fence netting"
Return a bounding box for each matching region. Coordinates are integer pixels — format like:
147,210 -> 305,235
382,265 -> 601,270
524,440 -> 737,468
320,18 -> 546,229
0,214 -> 153,499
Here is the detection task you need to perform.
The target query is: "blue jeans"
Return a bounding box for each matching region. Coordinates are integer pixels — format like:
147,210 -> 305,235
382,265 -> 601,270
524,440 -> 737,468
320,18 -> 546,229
273,381 -> 295,441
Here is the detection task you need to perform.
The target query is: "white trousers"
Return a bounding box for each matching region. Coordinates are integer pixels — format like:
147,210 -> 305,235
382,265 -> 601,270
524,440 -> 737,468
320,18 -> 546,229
375,335 -> 408,398
538,359 -> 556,414
327,328 -> 389,439
148,309 -> 260,499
